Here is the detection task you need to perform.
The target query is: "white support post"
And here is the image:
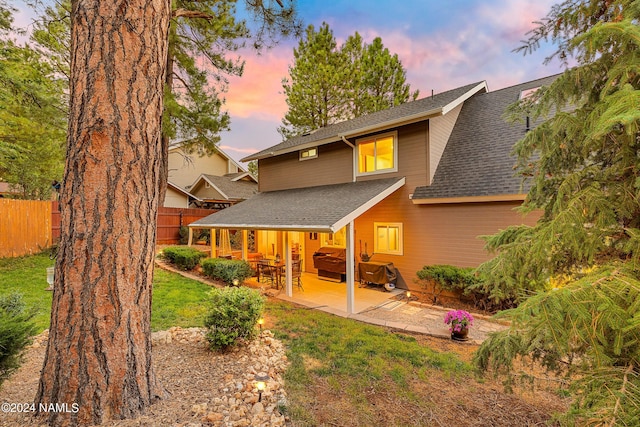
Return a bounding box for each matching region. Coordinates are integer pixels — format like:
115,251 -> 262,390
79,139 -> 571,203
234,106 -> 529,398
188,227 -> 193,246
241,230 -> 248,260
346,222 -> 355,314
285,231 -> 293,297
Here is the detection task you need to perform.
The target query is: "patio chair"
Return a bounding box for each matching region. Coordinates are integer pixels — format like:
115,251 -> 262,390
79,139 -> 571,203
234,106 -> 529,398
258,260 -> 280,289
292,259 -> 303,291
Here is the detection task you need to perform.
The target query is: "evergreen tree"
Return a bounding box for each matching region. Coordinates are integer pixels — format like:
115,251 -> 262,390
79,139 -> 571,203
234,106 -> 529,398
280,22 -> 418,138
474,1 -> 640,425
0,6 -> 66,199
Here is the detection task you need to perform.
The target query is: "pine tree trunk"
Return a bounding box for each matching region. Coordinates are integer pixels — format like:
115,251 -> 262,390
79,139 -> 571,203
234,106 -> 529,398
36,1 -> 170,425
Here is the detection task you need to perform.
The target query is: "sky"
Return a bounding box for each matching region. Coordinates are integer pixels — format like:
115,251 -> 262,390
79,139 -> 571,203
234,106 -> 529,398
13,0 -> 565,167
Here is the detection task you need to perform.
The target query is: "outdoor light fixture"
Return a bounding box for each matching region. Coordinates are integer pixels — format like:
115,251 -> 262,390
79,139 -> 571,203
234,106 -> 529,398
46,267 -> 55,291
254,373 -> 270,402
257,317 -> 265,331
406,291 -> 411,300
232,278 -> 239,287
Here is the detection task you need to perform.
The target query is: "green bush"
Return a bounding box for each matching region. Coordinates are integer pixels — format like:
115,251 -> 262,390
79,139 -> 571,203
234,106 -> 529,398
201,258 -> 253,286
178,226 -> 189,245
203,287 -> 265,350
0,292 -> 37,385
162,246 -> 207,270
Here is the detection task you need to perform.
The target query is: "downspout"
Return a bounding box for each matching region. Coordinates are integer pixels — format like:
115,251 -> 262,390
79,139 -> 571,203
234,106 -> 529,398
341,135 -> 356,182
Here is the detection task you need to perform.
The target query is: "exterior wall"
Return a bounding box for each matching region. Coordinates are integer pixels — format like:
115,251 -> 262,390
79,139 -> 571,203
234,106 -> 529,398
258,141 -> 353,192
168,148 -> 238,189
190,180 -> 225,200
164,187 -> 189,208
355,197 -> 540,289
429,103 -> 462,182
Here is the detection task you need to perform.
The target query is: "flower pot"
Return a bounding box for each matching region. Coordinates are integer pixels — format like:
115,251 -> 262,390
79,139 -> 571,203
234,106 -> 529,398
451,327 -> 469,341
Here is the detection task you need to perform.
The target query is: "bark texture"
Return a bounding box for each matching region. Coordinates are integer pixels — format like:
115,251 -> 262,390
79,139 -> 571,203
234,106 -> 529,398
36,1 -> 170,425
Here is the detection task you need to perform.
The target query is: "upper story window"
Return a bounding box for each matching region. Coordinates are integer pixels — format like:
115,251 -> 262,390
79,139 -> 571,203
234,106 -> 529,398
299,147 -> 318,161
356,132 -> 397,175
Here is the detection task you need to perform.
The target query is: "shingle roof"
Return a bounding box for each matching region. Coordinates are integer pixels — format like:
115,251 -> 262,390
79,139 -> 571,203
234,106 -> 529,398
412,74 -> 559,200
201,174 -> 258,200
242,81 -> 486,162
189,177 -> 405,232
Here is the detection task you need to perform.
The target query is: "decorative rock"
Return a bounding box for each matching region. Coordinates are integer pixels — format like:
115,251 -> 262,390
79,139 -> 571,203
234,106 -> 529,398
251,402 -> 264,415
203,412 -> 223,423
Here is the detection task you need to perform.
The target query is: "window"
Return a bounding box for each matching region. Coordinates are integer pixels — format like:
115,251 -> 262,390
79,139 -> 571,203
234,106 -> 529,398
357,133 -> 397,175
374,222 -> 403,255
519,87 -> 540,101
299,147 -> 318,160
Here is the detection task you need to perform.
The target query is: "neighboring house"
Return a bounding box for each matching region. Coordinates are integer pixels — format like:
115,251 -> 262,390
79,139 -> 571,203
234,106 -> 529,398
168,143 -> 245,190
164,181 -> 201,208
191,75 -> 557,313
188,172 -> 258,209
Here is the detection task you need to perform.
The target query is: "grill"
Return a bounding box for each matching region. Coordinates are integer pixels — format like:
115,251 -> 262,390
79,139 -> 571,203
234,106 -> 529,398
358,261 -> 397,291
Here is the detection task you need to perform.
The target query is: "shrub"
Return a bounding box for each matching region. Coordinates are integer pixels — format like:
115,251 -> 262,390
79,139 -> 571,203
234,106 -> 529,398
178,226 -> 189,245
162,246 -> 207,270
201,258 -> 253,286
0,292 -> 37,385
416,265 -> 476,302
203,287 -> 264,350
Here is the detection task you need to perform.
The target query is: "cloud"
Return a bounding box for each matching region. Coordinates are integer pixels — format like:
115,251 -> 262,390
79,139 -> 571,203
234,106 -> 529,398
224,47 -> 292,121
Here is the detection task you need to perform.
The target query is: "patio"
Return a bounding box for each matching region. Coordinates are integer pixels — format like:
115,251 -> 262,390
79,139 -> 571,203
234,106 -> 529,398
246,271 -> 403,315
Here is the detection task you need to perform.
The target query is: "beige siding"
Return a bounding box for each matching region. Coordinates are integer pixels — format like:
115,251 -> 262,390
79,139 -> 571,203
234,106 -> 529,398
164,188 -> 189,208
190,180 -> 225,200
258,142 -> 353,192
429,103 -> 462,182
355,194 -> 540,289
168,148 -> 235,189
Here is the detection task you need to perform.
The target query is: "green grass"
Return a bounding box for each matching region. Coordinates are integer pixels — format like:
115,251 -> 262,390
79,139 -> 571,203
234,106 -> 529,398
0,253 -> 55,332
266,300 -> 472,425
0,253 -> 212,333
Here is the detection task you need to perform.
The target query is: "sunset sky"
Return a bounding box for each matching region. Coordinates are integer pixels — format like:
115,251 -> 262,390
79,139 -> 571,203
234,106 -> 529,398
14,0 -> 565,166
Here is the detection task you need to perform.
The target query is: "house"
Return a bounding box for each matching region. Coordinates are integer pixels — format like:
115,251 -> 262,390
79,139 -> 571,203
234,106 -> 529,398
190,75 -> 556,313
167,143 -> 246,190
164,181 -> 201,208
188,172 -> 258,209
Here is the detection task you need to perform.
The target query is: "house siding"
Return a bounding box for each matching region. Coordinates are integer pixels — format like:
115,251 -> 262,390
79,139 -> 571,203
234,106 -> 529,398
168,148 -> 238,189
258,141 -> 353,192
355,198 -> 539,289
429,103 -> 462,183
164,188 -> 189,208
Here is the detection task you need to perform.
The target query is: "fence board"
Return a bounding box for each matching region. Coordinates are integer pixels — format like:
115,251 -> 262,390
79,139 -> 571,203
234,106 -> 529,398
50,203 -> 217,247
0,199 -> 52,258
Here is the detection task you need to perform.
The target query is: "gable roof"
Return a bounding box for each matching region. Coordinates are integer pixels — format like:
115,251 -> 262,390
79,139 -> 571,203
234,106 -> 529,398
411,74 -> 560,203
191,173 -> 258,201
167,181 -> 200,201
242,81 -> 487,162
190,177 -> 405,232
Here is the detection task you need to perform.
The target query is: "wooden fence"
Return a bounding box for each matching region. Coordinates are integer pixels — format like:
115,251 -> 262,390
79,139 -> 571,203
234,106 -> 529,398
0,199 -> 53,258
50,203 -> 217,247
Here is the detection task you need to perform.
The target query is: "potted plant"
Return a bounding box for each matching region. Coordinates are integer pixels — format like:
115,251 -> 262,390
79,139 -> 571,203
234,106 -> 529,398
444,309 -> 474,341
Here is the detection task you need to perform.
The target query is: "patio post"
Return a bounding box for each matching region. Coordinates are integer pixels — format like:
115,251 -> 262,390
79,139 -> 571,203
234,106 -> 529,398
284,231 -> 293,297
210,229 -> 217,258
346,221 -> 355,314
241,230 -> 248,260
187,227 -> 193,246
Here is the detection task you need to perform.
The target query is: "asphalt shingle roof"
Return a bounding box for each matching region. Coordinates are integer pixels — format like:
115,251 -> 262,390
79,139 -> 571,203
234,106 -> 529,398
242,81 -> 485,162
190,177 -> 405,231
412,74 -> 559,200
202,174 -> 258,200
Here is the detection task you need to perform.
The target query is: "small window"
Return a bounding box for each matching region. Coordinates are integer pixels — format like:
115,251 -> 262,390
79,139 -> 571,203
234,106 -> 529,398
299,147 -> 318,160
374,222 -> 403,255
356,132 -> 397,175
205,182 -> 211,188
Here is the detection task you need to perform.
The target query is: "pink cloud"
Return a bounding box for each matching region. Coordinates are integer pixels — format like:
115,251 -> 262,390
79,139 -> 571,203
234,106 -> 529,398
224,48 -> 291,121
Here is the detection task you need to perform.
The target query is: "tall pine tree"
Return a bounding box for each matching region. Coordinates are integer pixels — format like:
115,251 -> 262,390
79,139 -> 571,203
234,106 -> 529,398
474,1 -> 640,425
280,22 -> 418,138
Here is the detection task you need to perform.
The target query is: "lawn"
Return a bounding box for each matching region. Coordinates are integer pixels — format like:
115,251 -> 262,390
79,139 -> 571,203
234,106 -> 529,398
0,252 -> 212,333
1,253 -> 563,425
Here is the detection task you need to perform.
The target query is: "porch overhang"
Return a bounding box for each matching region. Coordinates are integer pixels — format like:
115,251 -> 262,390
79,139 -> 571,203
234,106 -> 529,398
189,177 -> 405,232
